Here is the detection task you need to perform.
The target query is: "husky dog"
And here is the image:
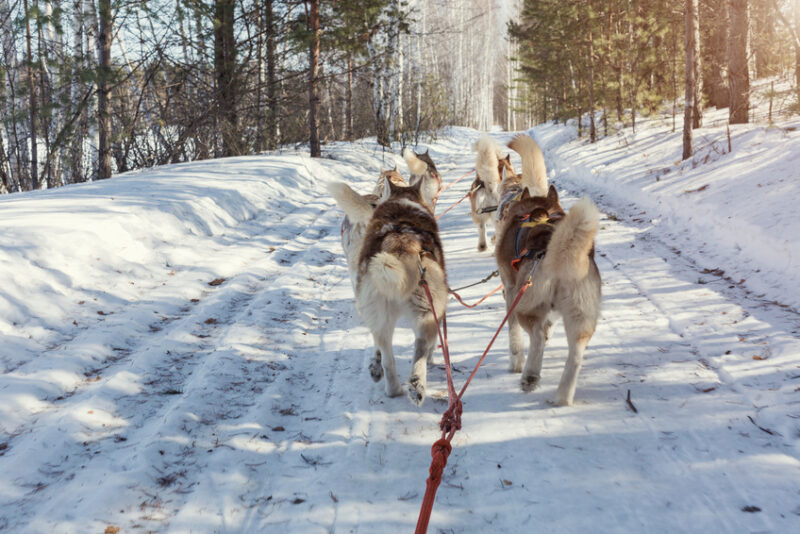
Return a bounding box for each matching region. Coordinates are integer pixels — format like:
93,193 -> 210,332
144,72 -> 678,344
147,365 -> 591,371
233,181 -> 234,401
494,136 -> 601,406
328,177 -> 447,406
403,148 -> 442,208
469,134 -> 502,251
336,169 -> 407,289
495,134 -> 547,232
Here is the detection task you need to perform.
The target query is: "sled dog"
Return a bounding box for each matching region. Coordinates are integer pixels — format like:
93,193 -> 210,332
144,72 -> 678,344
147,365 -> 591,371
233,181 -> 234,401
333,169 -> 407,289
469,134 -> 503,251
495,134 -> 548,232
328,176 -> 447,406
494,137 -> 601,406
403,148 -> 442,208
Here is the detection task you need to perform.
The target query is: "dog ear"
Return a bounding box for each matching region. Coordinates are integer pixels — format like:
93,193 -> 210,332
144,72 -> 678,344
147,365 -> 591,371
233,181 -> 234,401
424,149 -> 430,156
392,165 -> 398,172
547,184 -> 559,205
520,188 -> 531,200
380,175 -> 394,203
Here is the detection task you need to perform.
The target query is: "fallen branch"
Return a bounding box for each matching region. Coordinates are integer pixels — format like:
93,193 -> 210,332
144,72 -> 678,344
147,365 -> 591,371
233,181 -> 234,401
626,389 -> 638,413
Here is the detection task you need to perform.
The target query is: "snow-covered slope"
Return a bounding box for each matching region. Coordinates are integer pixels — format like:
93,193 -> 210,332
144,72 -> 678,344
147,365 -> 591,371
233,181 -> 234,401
0,120 -> 799,533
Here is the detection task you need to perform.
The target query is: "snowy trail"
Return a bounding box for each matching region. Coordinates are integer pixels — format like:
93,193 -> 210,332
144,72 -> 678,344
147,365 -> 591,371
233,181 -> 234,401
1,128 -> 799,533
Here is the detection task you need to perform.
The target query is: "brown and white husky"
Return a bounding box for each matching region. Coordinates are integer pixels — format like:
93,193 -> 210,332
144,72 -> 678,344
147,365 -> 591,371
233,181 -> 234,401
328,176 -> 447,406
403,148 -> 442,208
469,134 -> 502,251
494,135 -> 601,406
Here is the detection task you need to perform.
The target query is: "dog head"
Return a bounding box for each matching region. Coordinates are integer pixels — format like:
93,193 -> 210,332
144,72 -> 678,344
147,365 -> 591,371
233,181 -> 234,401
404,148 -> 441,185
379,173 -> 429,211
380,167 -> 406,187
498,154 -> 515,181
505,184 -> 564,224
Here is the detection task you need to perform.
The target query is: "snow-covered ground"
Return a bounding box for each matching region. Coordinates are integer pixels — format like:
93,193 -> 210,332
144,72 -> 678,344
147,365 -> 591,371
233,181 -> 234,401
1,106 -> 799,532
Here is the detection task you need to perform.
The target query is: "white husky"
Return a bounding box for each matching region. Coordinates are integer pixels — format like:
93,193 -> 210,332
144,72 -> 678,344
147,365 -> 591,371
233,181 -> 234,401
328,176 -> 447,406
469,134 -> 503,251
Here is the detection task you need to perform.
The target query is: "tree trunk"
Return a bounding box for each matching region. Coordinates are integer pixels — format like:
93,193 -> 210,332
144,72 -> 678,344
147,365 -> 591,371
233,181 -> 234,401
689,0 -> 702,129
265,0 -> 278,150
307,0 -> 321,157
24,0 -> 39,189
214,0 -> 237,157
346,51 -> 354,142
97,0 -> 112,178
701,0 -> 729,108
683,0 -> 699,160
588,3 -> 596,143
728,0 -> 750,124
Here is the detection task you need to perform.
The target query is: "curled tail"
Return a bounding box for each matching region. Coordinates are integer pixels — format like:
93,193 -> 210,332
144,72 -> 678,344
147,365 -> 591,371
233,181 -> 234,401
508,134 -> 547,197
403,148 -> 427,176
542,197 -> 599,281
364,251 -> 420,298
473,134 -> 500,185
327,181 -> 374,225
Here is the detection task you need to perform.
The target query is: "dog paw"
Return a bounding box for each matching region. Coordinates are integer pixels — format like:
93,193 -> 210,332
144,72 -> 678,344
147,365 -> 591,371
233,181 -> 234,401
520,374 -> 541,392
406,377 -> 425,406
369,360 -> 383,382
509,357 -> 523,373
385,381 -> 404,397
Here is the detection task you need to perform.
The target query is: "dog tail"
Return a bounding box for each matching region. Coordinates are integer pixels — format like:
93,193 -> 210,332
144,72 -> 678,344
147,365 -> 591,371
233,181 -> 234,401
473,134 -> 500,185
365,251 -> 420,298
542,197 -> 599,281
327,181 -> 373,225
508,134 -> 547,197
403,148 -> 428,176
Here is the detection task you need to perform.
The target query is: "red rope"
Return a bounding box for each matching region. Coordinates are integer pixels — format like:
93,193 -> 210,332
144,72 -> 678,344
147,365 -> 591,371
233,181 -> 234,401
438,169 -> 474,196
434,190 -> 471,221
414,277 -> 532,534
449,283 -> 504,309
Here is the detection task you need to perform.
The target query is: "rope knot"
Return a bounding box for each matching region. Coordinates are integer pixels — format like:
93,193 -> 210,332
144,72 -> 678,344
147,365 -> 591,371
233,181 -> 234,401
429,438 -> 452,484
439,398 -> 463,434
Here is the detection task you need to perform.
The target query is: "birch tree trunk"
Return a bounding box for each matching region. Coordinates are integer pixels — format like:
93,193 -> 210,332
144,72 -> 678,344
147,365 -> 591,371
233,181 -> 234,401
24,0 -> 39,189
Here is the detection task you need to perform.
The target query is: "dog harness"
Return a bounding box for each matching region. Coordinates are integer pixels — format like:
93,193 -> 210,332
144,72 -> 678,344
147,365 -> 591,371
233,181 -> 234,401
510,214 -> 552,272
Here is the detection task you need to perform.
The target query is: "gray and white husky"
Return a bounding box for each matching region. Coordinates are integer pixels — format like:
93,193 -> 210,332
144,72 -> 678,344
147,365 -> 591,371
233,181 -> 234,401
469,134 -> 503,251
328,176 -> 447,406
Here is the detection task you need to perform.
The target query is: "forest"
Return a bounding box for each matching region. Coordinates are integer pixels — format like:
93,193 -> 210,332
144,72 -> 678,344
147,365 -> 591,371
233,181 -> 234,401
0,0 -> 797,194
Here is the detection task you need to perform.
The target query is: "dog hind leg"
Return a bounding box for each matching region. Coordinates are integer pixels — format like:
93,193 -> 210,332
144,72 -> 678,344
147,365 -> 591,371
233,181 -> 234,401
555,316 -> 595,406
374,324 -> 403,398
520,316 -> 548,392
507,312 -> 525,373
368,332 -> 383,382
477,219 -> 487,252
407,316 -> 438,406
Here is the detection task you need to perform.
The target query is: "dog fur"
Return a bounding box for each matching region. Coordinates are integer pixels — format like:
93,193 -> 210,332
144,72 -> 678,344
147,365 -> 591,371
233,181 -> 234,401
469,134 -> 503,251
329,176 -> 447,406
494,147 -> 601,406
403,148 -> 442,208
